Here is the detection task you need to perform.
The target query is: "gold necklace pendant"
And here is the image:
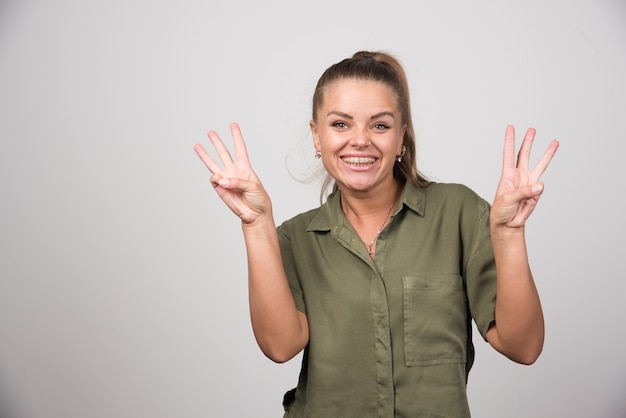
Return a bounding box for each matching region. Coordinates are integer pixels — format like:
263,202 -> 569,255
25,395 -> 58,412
366,239 -> 376,255
362,190 -> 400,256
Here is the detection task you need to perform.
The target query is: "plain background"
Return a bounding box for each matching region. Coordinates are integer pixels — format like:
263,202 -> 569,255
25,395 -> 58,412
1,0 -> 625,417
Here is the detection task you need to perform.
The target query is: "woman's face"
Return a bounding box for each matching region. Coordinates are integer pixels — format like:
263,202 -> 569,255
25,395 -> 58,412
311,78 -> 406,195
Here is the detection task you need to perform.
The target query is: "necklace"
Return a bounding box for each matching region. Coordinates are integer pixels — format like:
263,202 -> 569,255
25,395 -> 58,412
361,191 -> 400,256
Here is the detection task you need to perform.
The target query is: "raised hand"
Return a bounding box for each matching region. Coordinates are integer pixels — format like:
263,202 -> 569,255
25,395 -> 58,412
491,125 -> 559,229
194,122 -> 271,224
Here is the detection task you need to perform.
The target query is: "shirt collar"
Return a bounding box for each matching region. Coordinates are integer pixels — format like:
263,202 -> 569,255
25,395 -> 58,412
306,181 -> 427,232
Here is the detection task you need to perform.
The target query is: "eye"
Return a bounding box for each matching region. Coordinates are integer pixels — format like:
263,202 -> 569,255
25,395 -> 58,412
332,121 -> 348,129
372,123 -> 390,130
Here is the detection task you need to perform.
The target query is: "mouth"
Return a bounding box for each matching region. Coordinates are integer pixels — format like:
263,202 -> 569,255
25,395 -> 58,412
340,156 -> 377,167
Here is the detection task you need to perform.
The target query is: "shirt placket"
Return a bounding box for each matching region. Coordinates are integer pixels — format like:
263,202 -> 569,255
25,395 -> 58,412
332,224 -> 395,417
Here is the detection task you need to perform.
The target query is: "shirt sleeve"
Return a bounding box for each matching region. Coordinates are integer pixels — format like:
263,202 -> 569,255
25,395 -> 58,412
277,224 -> 307,314
464,197 -> 497,341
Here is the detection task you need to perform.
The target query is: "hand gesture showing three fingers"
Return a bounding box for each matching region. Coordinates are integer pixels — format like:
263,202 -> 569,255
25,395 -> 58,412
194,122 -> 270,224
491,125 -> 560,229
195,123 -> 559,229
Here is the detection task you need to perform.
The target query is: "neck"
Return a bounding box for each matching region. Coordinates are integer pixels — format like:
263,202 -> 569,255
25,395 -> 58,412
340,180 -> 402,221
340,180 -> 403,258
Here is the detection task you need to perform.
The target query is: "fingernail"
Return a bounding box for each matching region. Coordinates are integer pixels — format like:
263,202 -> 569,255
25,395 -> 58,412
532,183 -> 543,194
218,178 -> 229,187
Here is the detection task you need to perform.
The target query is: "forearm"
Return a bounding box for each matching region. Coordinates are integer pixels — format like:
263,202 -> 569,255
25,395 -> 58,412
242,214 -> 308,363
488,226 -> 544,364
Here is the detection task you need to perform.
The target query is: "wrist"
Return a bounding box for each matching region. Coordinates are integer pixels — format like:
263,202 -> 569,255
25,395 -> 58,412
490,223 -> 526,242
242,211 -> 276,234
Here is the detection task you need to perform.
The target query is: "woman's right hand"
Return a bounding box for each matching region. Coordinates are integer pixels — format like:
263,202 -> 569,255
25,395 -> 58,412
194,122 -> 270,224
196,123 -> 309,362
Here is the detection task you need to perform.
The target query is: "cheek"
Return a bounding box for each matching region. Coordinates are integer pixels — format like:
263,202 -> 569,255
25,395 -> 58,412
318,131 -> 344,150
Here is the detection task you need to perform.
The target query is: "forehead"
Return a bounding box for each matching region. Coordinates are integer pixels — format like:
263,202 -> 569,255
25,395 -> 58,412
324,78 -> 397,101
321,78 -> 400,110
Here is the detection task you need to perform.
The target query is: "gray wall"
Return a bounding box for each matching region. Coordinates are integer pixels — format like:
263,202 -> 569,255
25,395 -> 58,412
1,0 -> 625,417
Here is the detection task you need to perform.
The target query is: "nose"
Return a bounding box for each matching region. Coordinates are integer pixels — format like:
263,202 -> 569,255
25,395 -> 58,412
352,129 -> 371,147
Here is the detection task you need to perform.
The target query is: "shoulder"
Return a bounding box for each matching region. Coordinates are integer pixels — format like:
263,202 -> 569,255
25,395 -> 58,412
277,207 -> 323,237
425,182 -> 482,198
422,182 -> 490,217
278,190 -> 339,237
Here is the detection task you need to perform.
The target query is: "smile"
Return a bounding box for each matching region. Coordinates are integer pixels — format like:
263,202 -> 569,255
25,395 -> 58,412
341,156 -> 377,166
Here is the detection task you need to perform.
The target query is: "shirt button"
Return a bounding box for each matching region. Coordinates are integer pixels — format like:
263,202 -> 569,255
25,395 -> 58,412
379,232 -> 387,240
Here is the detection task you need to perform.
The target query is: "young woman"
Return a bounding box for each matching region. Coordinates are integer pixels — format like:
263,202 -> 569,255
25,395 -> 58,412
194,51 -> 559,417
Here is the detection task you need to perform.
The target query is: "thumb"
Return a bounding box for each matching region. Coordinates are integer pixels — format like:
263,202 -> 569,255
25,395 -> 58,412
216,176 -> 259,192
529,182 -> 544,197
505,182 -> 544,202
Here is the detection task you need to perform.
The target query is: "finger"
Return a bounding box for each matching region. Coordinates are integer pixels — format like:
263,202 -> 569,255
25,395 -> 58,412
502,125 -> 517,170
230,122 -> 251,166
509,196 -> 541,228
504,183 -> 544,204
211,183 -> 248,219
212,177 -> 262,218
513,192 -> 541,226
207,129 -> 235,167
516,128 -> 536,170
194,143 -> 222,174
531,139 -> 560,181
495,185 -> 543,227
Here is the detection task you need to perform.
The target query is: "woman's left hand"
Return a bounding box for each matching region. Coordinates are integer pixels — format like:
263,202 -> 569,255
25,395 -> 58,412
491,125 -> 559,229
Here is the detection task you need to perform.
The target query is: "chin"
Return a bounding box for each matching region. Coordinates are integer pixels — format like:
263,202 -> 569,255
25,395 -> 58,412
337,179 -> 377,193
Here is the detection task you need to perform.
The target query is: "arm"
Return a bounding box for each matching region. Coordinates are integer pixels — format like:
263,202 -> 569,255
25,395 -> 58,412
485,125 -> 559,365
194,122 -> 309,363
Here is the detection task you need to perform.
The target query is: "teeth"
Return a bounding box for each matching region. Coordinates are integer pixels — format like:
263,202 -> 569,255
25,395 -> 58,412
342,157 -> 376,164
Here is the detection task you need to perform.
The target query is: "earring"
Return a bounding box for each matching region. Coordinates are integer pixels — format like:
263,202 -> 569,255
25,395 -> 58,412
396,145 -> 406,163
315,151 -> 322,159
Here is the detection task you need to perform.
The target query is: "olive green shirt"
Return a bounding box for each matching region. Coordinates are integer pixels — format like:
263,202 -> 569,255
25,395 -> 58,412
277,182 -> 497,418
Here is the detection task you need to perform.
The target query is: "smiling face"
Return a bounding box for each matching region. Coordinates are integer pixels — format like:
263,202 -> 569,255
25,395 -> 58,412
311,78 -> 406,195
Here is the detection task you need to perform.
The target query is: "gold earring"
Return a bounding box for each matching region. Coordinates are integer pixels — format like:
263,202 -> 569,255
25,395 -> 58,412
396,145 -> 406,162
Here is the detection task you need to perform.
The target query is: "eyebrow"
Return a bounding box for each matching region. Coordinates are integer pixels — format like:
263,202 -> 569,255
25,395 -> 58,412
326,111 -> 397,120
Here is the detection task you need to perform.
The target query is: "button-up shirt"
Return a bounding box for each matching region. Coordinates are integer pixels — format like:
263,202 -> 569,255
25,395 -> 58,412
277,182 -> 497,417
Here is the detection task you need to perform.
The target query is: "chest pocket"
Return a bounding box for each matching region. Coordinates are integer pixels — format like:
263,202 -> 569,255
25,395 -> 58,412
402,275 -> 468,366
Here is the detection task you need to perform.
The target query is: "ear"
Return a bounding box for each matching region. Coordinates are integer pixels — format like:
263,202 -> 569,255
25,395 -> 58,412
310,120 -> 321,152
398,124 -> 407,154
